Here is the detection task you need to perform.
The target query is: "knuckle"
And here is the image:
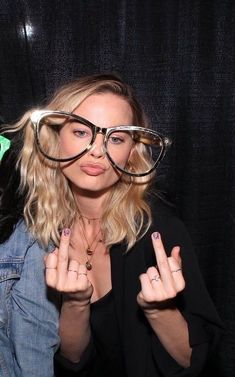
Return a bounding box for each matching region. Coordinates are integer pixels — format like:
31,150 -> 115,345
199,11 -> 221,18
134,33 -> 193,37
167,288 -> 177,299
178,280 -> 186,292
77,282 -> 90,292
55,281 -> 66,292
158,259 -> 168,269
55,279 -> 67,293
147,266 -> 158,275
142,293 -> 155,303
46,280 -> 55,289
139,273 -> 147,280
58,254 -> 68,263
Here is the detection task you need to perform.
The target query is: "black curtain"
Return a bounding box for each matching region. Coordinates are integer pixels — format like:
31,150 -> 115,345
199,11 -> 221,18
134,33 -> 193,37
0,1 -> 234,376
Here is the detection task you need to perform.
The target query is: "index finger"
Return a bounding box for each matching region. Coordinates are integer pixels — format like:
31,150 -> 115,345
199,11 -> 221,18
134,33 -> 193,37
45,250 -> 58,287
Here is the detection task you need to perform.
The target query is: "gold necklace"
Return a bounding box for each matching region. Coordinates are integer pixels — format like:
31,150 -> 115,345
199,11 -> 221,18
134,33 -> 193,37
79,214 -> 101,225
78,219 -> 102,270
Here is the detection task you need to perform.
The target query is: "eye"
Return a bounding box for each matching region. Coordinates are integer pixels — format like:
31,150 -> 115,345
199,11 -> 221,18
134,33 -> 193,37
70,124 -> 92,138
73,129 -> 89,138
109,135 -> 125,144
108,131 -> 133,145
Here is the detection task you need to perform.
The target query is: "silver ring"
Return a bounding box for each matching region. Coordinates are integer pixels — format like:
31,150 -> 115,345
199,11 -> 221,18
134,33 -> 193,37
150,275 -> 161,283
68,269 -> 78,274
78,272 -> 87,276
45,267 -> 56,269
171,268 -> 182,273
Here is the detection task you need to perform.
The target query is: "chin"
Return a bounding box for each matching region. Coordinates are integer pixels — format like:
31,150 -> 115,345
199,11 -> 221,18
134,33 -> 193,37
72,176 -> 120,194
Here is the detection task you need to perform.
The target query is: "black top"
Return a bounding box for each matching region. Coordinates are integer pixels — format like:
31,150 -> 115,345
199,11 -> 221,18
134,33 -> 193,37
55,291 -> 126,377
87,290 -> 126,377
55,198 -> 223,377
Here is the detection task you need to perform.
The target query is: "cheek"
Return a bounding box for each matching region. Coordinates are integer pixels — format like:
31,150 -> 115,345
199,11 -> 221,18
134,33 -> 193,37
59,162 -> 73,181
59,136 -> 73,157
111,149 -> 133,167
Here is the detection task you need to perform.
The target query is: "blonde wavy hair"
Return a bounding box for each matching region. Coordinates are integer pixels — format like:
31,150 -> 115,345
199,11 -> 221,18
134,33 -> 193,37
9,74 -> 156,250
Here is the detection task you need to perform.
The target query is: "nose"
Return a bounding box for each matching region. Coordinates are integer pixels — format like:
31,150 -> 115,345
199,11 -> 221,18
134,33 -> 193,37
88,133 -> 105,158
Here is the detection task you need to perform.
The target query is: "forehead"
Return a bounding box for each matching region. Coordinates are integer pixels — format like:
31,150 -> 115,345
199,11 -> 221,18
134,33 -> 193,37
73,93 -> 133,127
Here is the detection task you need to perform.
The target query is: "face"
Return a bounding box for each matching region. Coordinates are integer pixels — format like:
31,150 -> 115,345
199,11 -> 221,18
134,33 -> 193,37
60,93 -> 134,196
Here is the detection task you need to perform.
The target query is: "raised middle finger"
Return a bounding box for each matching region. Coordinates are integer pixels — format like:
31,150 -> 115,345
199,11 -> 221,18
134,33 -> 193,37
56,228 -> 71,287
151,232 -> 175,291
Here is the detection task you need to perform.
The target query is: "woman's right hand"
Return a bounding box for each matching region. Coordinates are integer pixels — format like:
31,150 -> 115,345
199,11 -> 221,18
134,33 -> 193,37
45,228 -> 93,305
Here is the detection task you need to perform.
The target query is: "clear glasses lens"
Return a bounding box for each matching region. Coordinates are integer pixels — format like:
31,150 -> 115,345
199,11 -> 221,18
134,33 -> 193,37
106,129 -> 164,175
36,113 -> 93,160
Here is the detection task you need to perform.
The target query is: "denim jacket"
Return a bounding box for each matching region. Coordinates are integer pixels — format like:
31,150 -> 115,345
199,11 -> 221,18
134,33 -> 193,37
0,221 -> 60,377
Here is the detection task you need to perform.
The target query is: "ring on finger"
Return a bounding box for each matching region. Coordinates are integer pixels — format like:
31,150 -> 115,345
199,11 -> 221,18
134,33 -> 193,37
150,275 -> 161,283
68,269 -> 78,274
45,266 -> 57,270
78,272 -> 87,276
171,268 -> 182,273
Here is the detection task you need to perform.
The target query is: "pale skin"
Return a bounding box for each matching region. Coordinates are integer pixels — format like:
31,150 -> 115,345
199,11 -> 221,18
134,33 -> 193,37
45,93 -> 192,369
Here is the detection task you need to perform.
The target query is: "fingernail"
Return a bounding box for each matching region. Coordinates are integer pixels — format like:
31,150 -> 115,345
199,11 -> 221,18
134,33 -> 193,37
63,228 -> 70,236
152,232 -> 160,240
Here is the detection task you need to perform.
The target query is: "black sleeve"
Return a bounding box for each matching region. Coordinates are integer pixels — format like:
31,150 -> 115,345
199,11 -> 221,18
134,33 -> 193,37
54,338 -> 97,376
147,201 -> 223,376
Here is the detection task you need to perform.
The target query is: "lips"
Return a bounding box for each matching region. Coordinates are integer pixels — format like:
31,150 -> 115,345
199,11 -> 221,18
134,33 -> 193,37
80,163 -> 106,176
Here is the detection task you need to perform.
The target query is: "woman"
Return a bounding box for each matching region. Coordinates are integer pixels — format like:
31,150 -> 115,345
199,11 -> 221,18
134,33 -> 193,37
0,74 -> 222,377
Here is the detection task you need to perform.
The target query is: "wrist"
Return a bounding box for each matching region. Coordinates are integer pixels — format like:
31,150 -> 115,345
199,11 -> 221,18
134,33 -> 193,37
143,307 -> 162,319
142,300 -> 176,318
62,294 -> 91,310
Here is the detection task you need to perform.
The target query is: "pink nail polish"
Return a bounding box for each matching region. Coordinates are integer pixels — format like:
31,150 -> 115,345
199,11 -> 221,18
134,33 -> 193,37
63,228 -> 70,236
152,232 -> 160,240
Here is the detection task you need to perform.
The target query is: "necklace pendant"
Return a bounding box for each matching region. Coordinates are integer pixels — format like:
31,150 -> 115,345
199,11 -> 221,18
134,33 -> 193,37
86,248 -> 93,256
86,261 -> 92,270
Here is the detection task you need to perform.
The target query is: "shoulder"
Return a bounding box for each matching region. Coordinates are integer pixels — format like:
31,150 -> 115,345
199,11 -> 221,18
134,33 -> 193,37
0,220 -> 40,258
149,196 -> 186,230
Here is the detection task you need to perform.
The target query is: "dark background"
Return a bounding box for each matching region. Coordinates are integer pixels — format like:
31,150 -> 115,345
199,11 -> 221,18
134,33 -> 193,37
0,1 -> 234,376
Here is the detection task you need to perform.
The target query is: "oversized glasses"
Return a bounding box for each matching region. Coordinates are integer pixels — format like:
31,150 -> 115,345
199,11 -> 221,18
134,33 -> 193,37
30,110 -> 171,177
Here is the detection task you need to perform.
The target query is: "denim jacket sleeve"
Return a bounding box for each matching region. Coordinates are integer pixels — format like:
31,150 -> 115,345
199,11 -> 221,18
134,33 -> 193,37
0,221 -> 60,377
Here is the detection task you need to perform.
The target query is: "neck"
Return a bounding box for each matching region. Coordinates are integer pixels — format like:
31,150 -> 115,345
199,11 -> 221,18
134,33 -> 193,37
72,187 -> 108,219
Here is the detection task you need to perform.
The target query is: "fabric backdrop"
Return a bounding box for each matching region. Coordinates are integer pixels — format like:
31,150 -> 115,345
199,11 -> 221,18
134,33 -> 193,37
0,1 -> 234,376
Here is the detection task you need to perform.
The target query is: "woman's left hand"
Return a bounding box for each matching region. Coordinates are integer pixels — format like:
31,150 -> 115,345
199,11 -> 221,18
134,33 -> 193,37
137,232 -> 185,312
